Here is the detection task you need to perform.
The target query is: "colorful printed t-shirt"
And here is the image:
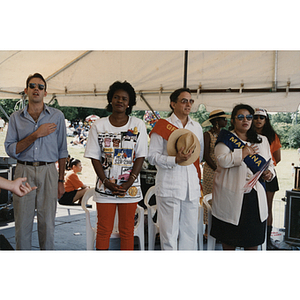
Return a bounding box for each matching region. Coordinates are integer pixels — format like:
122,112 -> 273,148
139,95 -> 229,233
84,116 -> 148,203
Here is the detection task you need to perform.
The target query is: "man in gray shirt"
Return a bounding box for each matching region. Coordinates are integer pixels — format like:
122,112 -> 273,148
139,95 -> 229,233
5,73 -> 68,250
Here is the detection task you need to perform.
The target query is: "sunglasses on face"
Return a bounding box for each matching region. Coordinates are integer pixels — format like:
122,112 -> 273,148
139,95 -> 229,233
236,114 -> 253,121
253,115 -> 266,120
29,83 -> 45,90
180,98 -> 195,105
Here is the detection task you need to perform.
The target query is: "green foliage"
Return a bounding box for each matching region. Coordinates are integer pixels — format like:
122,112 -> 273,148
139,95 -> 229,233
0,99 -> 20,121
49,99 -> 110,121
190,104 -> 210,130
272,123 -> 292,148
2,97 -> 300,149
271,112 -> 293,124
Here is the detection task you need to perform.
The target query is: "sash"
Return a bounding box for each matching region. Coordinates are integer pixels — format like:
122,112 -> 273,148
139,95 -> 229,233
216,129 -> 266,189
150,119 -> 202,186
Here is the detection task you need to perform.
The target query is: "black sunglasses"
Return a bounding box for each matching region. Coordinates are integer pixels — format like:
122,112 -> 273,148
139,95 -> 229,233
253,115 -> 266,120
236,114 -> 253,121
180,98 -> 195,105
29,83 -> 45,90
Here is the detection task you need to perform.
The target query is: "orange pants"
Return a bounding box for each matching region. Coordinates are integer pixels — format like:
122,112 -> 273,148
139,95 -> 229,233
96,202 -> 137,250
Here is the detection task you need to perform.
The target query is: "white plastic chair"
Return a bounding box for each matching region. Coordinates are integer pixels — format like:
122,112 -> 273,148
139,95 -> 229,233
198,200 -> 204,250
81,188 -> 145,250
144,186 -> 159,250
261,225 -> 267,250
203,193 -> 216,250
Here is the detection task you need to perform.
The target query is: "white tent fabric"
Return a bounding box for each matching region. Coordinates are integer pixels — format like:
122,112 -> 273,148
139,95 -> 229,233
1,50 -> 300,113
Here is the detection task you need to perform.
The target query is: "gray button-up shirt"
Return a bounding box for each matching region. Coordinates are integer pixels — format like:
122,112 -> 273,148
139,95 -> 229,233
5,104 -> 68,162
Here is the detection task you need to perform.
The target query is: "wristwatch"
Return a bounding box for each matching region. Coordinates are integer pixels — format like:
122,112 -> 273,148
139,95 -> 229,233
58,179 -> 65,183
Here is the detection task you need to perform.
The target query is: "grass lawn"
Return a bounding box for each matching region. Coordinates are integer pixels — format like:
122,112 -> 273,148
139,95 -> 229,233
0,126 -> 296,228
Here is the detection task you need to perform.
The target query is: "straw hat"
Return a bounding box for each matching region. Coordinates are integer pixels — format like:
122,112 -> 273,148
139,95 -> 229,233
167,129 -> 201,166
202,109 -> 230,127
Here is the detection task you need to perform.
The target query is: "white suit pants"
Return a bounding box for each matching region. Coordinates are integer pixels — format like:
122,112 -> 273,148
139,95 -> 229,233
156,195 -> 199,250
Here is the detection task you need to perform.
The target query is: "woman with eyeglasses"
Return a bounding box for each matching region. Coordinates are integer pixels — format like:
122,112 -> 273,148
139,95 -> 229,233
253,108 -> 281,250
210,104 -> 275,250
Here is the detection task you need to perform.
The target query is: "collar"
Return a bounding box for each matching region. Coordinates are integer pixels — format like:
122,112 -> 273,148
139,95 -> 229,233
170,113 -> 194,128
21,103 -> 51,117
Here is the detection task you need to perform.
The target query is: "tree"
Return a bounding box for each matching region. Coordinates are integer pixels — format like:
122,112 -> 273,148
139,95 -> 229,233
0,99 -> 19,121
271,112 -> 293,124
287,124 -> 300,149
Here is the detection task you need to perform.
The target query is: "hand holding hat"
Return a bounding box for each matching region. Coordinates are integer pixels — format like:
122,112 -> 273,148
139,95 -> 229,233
167,129 -> 201,166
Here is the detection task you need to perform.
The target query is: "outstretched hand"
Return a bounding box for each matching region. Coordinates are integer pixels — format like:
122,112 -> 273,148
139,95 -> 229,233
11,177 -> 37,197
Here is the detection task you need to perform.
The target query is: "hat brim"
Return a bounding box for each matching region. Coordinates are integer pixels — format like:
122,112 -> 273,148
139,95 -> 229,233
167,128 -> 201,166
202,114 -> 230,127
254,111 -> 268,117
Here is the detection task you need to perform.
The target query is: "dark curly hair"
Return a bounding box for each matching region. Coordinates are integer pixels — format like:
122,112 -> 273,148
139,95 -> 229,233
106,81 -> 136,115
229,103 -> 262,144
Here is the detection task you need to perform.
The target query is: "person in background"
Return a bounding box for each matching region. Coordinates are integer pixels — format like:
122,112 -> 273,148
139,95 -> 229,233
58,158 -> 90,206
253,108 -> 281,250
201,110 -> 229,240
211,104 -> 274,250
5,73 -> 68,250
148,88 -> 204,250
0,117 -> 5,132
84,81 -> 148,250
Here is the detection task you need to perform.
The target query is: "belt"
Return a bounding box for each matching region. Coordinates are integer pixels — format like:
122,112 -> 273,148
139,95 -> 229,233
17,160 -> 54,167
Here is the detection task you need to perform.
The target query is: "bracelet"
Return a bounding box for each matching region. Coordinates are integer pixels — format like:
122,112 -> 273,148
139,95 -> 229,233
102,178 -> 109,186
130,173 -> 137,180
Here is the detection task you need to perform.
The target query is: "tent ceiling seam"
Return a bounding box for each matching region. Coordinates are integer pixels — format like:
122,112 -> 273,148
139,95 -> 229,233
45,50 -> 93,82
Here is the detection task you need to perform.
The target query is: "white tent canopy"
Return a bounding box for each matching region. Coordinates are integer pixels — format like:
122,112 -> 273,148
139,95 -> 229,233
1,50 -> 300,113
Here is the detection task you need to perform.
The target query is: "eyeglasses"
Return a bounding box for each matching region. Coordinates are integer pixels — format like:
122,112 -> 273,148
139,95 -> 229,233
253,115 -> 266,120
29,83 -> 45,90
236,114 -> 253,121
180,98 -> 195,105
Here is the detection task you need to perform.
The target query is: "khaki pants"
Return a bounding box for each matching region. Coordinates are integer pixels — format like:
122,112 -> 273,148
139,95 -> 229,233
13,163 -> 58,250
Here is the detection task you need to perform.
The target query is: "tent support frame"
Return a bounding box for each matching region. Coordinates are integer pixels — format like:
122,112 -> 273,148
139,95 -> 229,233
140,93 -> 159,119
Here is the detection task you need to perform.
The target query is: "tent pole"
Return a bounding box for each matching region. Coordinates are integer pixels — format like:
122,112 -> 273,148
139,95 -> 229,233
140,93 -> 159,119
46,51 -> 93,82
183,50 -> 188,88
273,50 -> 278,92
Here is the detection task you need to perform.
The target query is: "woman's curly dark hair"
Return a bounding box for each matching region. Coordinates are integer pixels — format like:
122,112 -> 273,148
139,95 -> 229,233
229,103 -> 262,144
106,81 -> 136,115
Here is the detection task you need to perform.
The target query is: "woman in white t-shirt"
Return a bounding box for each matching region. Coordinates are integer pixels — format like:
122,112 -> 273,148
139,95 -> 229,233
84,81 -> 148,250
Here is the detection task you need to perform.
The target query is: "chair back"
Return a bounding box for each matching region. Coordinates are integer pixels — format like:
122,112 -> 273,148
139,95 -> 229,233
81,188 -> 144,250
